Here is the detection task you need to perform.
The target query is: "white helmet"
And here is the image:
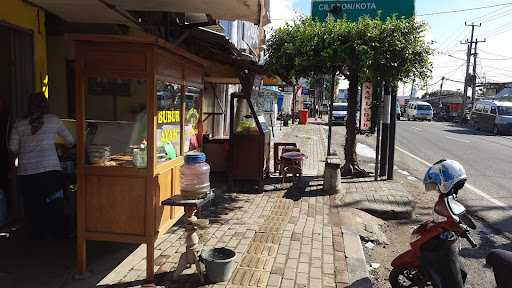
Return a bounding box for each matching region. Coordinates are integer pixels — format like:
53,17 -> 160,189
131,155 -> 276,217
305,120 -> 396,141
423,159 -> 467,194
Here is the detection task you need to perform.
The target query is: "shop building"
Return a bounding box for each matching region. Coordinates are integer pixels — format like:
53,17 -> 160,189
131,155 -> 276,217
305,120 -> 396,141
1,0 -> 270,284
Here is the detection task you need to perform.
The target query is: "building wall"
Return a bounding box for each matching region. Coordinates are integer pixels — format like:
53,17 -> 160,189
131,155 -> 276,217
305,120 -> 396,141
1,0 -> 47,92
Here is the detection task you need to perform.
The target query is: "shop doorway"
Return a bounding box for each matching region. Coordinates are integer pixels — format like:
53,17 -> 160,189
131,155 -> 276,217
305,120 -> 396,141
0,23 -> 35,224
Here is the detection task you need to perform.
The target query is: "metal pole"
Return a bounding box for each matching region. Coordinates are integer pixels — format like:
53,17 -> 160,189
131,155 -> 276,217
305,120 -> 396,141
327,73 -> 335,156
387,86 -> 398,180
471,40 -> 484,108
379,84 -> 391,177
374,82 -> 383,181
462,22 -> 480,120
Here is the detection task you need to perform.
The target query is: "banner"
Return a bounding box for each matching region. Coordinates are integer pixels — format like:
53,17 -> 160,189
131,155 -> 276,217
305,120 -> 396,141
360,82 -> 372,131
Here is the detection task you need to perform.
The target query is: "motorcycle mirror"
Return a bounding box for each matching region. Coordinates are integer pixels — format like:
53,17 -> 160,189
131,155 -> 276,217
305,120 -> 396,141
446,196 -> 466,216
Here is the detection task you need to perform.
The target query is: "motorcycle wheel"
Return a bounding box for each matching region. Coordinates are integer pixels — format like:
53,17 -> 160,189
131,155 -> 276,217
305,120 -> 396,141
389,267 -> 431,288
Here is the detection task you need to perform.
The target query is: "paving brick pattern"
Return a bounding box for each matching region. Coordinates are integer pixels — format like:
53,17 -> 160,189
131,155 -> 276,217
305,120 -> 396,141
98,122 -> 351,288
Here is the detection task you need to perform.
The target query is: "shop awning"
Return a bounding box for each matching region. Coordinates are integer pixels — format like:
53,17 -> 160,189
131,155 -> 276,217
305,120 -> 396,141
180,28 -> 267,84
27,0 -> 140,27
28,0 -> 270,26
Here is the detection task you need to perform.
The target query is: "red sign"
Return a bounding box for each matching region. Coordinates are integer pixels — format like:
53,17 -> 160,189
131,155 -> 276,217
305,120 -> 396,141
360,82 -> 372,131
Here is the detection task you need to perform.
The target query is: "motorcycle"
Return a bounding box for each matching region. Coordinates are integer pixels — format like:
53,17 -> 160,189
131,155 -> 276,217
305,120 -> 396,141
389,192 -> 477,288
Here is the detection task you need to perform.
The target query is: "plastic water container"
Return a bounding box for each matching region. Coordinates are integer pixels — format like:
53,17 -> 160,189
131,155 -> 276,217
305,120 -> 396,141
180,152 -> 210,199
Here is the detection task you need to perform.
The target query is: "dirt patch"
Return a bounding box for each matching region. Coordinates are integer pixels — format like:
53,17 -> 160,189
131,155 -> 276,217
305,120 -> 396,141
362,168 -> 438,287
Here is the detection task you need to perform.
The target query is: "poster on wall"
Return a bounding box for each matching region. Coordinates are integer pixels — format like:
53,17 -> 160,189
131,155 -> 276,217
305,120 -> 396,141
359,82 -> 372,132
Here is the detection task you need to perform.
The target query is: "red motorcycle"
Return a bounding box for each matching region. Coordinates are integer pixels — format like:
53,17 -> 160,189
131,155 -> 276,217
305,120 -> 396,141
389,193 -> 477,288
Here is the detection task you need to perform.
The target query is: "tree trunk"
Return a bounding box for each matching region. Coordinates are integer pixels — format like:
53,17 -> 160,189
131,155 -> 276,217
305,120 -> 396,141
341,73 -> 369,178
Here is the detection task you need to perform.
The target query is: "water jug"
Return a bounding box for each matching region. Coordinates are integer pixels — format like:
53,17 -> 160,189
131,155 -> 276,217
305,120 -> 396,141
180,152 -> 210,199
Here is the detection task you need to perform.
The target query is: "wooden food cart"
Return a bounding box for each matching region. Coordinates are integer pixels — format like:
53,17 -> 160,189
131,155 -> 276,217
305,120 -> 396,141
229,92 -> 271,192
72,34 -> 205,281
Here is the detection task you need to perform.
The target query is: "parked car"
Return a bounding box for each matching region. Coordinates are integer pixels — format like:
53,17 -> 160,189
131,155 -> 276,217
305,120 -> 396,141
396,102 -> 402,120
406,101 -> 433,121
470,100 -> 512,135
332,102 -> 348,125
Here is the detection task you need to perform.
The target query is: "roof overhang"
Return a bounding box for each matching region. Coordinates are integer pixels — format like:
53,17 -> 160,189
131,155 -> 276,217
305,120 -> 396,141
27,0 -> 270,26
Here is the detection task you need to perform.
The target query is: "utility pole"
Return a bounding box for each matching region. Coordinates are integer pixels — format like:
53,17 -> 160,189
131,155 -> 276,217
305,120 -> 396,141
461,22 -> 481,120
439,76 -> 445,109
471,39 -> 486,107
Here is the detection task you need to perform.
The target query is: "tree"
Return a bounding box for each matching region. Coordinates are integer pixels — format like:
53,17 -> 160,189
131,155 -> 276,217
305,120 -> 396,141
339,17 -> 433,177
266,17 -> 432,177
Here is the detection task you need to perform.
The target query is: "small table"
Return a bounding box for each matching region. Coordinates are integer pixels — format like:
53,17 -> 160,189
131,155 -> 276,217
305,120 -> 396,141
280,151 -> 306,178
161,192 -> 214,282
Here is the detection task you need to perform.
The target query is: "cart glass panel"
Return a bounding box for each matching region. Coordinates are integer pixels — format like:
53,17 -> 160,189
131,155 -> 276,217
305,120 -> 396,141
184,86 -> 201,153
156,80 -> 182,163
85,78 -> 147,168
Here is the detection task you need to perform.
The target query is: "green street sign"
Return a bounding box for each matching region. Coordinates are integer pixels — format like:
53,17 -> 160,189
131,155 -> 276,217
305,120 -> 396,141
311,0 -> 415,22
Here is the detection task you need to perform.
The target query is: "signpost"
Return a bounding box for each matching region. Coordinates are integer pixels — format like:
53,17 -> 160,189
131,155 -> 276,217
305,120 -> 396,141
312,0 -> 415,22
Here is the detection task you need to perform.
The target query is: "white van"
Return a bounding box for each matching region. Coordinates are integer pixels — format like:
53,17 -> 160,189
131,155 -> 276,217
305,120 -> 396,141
406,101 -> 433,121
332,102 -> 348,125
470,100 -> 512,135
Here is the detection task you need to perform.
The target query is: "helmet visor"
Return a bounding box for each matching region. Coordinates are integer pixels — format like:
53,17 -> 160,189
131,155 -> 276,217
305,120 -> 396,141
425,183 -> 438,192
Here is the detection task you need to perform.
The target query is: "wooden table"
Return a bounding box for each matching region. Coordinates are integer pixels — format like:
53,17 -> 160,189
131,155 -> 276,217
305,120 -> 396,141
161,191 -> 214,281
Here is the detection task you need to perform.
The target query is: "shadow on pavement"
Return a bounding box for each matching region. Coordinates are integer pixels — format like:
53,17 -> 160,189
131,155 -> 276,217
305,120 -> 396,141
443,129 -> 494,136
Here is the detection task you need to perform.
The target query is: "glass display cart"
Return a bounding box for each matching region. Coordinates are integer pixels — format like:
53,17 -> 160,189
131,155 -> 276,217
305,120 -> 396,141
229,92 -> 271,192
72,34 -> 204,282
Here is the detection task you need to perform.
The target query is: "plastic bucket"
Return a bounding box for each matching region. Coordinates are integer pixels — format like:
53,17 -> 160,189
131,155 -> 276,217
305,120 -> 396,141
299,110 -> 308,124
201,247 -> 236,283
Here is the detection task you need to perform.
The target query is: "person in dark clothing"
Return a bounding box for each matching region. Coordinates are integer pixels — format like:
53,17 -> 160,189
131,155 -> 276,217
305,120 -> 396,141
9,93 -> 74,239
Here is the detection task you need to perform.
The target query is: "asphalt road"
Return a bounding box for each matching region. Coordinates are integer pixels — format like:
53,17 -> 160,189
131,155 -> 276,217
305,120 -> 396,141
394,120 -> 512,238
328,120 -> 512,287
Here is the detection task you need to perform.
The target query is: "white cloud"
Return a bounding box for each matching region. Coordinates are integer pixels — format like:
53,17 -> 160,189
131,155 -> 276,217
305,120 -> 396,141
266,0 -> 303,34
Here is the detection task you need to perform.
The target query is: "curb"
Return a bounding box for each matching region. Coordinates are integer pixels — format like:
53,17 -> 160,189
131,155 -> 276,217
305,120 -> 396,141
342,227 -> 371,288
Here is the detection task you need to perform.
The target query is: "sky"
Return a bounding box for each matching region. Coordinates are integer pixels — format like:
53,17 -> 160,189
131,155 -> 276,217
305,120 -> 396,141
268,0 -> 512,96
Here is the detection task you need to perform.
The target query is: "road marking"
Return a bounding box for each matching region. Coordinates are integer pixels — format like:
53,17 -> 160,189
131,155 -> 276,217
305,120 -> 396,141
412,127 -> 422,132
445,136 -> 471,143
395,146 -> 509,210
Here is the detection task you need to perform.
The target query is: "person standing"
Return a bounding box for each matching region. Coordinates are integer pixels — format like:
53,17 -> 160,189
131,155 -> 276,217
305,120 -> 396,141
9,92 -> 74,239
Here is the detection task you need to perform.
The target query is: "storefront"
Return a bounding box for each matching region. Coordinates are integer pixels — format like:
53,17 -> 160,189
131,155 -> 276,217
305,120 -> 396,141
0,0 -> 48,226
71,34 -> 205,280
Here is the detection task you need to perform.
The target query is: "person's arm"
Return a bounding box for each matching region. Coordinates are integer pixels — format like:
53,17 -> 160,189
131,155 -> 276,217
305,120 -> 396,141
57,118 -> 75,147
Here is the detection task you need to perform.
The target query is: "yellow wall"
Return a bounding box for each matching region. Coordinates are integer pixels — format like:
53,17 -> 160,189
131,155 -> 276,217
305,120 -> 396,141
1,0 -> 47,92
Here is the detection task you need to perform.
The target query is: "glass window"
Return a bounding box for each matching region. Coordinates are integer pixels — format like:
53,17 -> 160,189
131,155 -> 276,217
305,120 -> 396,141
416,105 -> 432,111
85,78 -> 147,168
498,106 -> 512,116
184,86 -> 201,153
333,104 -> 348,111
156,80 -> 182,163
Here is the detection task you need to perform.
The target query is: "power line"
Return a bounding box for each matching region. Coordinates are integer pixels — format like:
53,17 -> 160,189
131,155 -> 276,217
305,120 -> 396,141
480,49 -> 512,58
418,2 -> 512,17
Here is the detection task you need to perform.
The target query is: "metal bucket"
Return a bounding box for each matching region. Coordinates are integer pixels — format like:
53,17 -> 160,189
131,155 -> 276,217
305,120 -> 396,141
201,247 -> 236,283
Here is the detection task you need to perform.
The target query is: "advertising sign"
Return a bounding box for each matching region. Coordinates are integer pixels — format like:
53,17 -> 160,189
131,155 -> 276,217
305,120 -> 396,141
360,82 -> 372,131
312,0 -> 415,22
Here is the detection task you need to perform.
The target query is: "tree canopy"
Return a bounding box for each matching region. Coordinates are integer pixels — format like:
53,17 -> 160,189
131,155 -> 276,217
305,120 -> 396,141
265,16 -> 433,176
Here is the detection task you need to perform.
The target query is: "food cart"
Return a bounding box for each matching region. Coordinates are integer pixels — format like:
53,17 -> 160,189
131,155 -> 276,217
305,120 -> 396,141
229,88 -> 271,192
71,34 -> 205,281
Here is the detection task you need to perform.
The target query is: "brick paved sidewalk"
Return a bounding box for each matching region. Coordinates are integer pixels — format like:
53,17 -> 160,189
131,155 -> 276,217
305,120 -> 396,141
94,121 -> 354,288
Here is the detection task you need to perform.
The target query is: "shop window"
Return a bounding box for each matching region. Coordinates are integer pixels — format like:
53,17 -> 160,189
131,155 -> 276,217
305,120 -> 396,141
184,86 -> 201,153
156,80 -> 182,163
85,78 -> 147,167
